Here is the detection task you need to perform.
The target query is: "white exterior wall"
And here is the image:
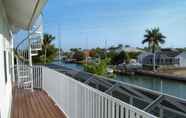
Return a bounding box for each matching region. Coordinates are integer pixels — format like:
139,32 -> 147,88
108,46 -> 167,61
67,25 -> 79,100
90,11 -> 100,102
177,52 -> 186,67
0,0 -> 13,118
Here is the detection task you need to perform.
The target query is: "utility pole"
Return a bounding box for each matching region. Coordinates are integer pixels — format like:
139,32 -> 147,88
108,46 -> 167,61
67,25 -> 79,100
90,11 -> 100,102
104,40 -> 107,58
105,40 -> 107,49
86,37 -> 89,66
58,24 -> 62,64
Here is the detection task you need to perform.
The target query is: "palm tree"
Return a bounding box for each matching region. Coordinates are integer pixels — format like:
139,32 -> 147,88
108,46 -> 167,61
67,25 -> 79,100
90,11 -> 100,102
142,27 -> 166,71
43,33 -> 55,64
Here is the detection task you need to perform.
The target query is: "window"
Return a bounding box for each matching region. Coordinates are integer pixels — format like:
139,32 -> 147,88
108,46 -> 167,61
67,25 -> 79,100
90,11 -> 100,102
150,59 -> 153,64
161,59 -> 164,65
157,59 -> 160,65
4,51 -> 7,83
170,59 -> 172,64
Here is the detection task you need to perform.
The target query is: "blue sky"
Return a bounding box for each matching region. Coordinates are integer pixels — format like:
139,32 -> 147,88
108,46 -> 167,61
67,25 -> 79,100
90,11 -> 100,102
43,0 -> 186,51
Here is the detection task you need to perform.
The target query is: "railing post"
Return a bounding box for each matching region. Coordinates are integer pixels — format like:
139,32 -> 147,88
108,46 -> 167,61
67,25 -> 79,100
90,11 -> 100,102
41,66 -> 43,89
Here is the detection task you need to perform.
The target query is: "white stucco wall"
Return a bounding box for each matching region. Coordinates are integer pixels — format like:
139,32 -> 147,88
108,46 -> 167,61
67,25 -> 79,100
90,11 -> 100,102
0,0 -> 13,118
177,52 -> 186,67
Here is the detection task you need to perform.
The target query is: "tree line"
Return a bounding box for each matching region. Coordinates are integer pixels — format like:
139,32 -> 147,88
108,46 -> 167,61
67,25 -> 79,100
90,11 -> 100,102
33,27 -> 186,74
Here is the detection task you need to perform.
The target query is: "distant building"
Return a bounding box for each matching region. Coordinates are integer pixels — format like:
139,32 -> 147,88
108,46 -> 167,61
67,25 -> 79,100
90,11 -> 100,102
116,47 -> 143,53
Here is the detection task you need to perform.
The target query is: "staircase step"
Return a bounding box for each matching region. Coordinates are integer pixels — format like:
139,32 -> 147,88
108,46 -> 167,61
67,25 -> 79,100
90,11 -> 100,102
31,48 -> 42,51
18,71 -> 30,74
23,81 -> 32,85
18,69 -> 30,72
18,75 -> 30,79
23,81 -> 32,89
34,31 -> 43,34
31,50 -> 39,56
31,53 -> 38,56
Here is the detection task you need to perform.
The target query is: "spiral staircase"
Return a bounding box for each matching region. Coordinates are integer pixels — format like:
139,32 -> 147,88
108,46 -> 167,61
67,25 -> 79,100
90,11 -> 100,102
15,17 -> 43,91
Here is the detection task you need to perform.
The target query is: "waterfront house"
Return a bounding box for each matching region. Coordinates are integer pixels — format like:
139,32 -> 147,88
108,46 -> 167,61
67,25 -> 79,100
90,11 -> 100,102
139,49 -> 181,67
0,0 -> 46,117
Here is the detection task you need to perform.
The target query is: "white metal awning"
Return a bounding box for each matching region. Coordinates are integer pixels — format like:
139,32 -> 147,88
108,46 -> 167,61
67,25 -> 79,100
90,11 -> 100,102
3,0 -> 47,32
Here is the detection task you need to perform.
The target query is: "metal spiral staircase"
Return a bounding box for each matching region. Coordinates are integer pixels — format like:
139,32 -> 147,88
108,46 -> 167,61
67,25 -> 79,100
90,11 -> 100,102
15,17 -> 43,91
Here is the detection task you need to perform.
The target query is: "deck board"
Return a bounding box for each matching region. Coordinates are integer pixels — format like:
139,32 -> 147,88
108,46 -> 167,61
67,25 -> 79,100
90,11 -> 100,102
11,88 -> 66,118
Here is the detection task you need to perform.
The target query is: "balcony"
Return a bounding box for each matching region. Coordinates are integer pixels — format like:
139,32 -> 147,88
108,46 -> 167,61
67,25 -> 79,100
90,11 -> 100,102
12,66 -> 159,118
11,88 -> 66,118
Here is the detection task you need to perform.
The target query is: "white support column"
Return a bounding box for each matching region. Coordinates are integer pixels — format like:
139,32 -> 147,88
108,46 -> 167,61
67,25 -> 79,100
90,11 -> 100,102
10,31 -> 15,82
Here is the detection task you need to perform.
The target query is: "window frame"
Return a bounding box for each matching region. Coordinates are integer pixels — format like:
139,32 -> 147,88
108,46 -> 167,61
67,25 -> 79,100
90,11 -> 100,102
4,51 -> 7,84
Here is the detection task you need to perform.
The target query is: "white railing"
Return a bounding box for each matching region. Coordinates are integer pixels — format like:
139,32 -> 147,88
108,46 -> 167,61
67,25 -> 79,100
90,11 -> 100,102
32,65 -> 43,89
42,67 -> 157,118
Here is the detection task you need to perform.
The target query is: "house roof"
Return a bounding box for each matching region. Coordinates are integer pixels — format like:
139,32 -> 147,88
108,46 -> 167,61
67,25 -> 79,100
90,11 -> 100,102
157,51 -> 180,58
177,51 -> 186,57
115,47 -> 144,53
138,52 -> 152,57
123,47 -> 143,52
144,50 -> 181,60
140,49 -> 182,61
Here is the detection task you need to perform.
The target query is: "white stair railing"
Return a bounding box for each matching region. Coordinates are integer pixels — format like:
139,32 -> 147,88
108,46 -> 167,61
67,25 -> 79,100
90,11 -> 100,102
30,16 -> 43,53
15,16 -> 43,90
16,41 -> 32,89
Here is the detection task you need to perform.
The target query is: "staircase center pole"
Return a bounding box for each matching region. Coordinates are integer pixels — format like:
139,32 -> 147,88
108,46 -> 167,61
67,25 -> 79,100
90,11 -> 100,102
28,30 -> 33,92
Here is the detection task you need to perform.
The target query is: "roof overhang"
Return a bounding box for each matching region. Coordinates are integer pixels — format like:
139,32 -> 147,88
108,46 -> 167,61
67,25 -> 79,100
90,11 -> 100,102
3,0 -> 47,32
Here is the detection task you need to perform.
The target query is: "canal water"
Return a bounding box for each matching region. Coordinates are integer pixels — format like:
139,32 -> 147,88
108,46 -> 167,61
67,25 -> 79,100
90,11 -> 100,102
53,61 -> 186,100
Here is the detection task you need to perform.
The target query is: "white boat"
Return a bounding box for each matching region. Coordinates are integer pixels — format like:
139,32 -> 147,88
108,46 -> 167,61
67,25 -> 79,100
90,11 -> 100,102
107,67 -> 114,73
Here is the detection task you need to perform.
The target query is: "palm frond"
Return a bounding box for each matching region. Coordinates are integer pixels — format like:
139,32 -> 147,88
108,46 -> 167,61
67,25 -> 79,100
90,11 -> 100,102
142,27 -> 166,52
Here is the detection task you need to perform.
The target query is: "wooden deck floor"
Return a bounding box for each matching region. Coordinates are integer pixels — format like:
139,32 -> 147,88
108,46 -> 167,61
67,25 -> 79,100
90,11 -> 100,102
11,88 -> 66,118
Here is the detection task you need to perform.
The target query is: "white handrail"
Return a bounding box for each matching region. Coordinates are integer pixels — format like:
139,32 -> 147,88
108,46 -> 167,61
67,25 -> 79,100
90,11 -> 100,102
42,67 -> 157,118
